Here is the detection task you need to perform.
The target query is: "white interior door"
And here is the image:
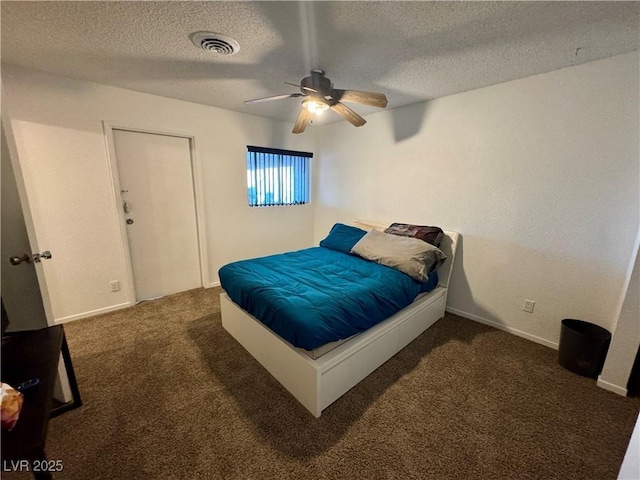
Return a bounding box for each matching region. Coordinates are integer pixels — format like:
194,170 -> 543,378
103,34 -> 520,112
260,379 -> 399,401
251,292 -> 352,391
2,119 -> 74,403
113,130 -> 201,301
1,122 -> 52,330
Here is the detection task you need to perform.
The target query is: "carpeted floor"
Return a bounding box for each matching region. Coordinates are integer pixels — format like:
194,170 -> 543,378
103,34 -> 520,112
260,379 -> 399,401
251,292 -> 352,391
9,287 -> 639,479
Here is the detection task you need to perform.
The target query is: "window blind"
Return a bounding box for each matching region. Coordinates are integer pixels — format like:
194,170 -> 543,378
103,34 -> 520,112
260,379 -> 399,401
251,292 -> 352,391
246,146 -> 312,207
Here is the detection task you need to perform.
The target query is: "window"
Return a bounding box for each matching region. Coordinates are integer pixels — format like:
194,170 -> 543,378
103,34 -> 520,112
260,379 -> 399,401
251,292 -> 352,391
246,146 -> 312,207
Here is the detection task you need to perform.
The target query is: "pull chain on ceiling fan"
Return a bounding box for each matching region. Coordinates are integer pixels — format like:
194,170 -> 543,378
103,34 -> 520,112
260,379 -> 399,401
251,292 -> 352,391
244,70 -> 388,134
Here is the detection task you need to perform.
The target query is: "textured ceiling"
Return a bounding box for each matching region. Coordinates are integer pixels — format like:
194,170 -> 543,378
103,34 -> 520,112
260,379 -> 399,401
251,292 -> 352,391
1,1 -> 638,125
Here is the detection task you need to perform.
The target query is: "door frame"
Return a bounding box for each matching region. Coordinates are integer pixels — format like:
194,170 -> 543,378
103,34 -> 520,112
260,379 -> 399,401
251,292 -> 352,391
102,121 -> 210,304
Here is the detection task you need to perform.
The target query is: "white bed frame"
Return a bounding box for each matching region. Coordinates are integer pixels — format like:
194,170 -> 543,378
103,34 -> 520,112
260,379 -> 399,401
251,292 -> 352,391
220,221 -> 459,417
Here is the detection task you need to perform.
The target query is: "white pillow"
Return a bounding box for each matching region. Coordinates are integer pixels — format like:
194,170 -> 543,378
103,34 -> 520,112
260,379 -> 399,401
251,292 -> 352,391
351,229 -> 447,282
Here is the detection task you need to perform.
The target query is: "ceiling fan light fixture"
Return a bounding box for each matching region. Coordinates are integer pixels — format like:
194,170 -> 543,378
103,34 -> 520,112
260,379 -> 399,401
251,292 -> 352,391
303,99 -> 329,115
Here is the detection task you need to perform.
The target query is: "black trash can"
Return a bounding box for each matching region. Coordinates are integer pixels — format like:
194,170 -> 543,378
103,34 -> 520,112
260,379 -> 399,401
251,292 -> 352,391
558,319 -> 612,379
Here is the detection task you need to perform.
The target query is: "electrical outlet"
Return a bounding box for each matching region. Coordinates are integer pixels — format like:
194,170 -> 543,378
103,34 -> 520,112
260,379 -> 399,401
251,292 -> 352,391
110,280 -> 120,292
523,299 -> 535,313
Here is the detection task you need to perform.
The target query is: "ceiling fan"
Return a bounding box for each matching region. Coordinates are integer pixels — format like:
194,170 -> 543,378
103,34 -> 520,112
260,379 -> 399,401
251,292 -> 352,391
244,69 -> 388,134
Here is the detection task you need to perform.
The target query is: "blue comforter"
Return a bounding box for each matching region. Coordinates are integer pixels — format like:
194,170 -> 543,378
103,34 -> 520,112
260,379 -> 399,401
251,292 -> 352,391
219,247 -> 437,350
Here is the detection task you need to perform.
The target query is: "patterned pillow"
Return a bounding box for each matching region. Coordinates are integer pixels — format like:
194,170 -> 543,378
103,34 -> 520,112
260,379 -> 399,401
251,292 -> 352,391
384,223 -> 444,247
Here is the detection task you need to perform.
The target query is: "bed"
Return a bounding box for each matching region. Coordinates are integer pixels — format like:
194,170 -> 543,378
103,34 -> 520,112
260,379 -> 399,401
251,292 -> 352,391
219,220 -> 459,417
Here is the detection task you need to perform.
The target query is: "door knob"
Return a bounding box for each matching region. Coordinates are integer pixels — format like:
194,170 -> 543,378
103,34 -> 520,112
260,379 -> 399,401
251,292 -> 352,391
9,254 -> 31,266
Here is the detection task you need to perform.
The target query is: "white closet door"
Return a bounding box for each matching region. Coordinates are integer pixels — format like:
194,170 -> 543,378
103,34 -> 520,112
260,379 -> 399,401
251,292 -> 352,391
113,130 -> 201,301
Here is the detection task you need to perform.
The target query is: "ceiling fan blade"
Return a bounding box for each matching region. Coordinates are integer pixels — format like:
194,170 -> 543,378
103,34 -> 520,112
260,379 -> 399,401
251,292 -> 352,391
292,107 -> 314,134
284,81 -> 318,93
330,102 -> 367,127
332,89 -> 388,108
244,93 -> 303,104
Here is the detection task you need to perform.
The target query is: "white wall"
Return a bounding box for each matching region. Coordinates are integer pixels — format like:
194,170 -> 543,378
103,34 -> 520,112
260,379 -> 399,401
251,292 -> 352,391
2,65 -> 316,322
314,52 -> 639,348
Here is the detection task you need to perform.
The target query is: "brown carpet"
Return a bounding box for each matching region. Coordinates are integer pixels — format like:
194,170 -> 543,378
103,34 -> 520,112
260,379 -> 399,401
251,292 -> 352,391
10,288 -> 639,479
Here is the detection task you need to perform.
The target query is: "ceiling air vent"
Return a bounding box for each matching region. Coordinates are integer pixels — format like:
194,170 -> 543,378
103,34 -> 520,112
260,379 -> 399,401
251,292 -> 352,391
190,32 -> 240,56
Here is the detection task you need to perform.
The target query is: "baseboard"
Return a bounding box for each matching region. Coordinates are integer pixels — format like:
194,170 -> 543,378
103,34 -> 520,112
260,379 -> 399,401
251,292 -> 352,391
445,307 -> 559,350
54,302 -> 132,324
55,284 -> 220,323
597,377 -> 628,396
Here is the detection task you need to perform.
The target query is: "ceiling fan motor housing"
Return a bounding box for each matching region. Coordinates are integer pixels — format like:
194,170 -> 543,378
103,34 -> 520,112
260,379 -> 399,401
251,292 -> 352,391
301,70 -> 332,97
